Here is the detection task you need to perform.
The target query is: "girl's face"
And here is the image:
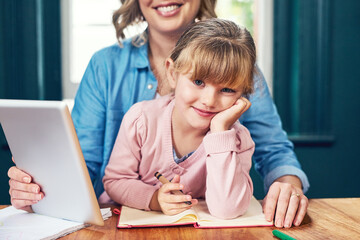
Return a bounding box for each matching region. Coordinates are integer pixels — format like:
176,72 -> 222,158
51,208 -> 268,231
138,0 -> 201,36
170,71 -> 243,132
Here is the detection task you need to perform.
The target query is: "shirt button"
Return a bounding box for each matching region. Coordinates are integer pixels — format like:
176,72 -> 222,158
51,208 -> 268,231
173,169 -> 180,174
147,84 -> 153,90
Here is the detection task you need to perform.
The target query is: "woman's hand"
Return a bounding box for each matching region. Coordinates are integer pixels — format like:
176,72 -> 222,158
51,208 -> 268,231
262,175 -> 308,228
210,97 -> 251,133
150,175 -> 197,215
8,164 -> 44,212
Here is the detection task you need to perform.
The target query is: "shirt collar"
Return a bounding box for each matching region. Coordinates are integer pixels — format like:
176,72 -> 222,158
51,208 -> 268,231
132,31 -> 151,70
134,42 -> 150,69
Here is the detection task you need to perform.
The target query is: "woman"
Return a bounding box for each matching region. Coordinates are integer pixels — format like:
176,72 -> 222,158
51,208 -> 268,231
8,0 -> 309,228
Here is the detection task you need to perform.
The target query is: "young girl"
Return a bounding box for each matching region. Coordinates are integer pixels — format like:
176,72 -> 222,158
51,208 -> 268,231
103,18 -> 257,219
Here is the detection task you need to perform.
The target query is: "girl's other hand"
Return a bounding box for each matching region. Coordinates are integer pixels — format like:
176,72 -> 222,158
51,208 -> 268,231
152,175 -> 198,215
210,97 -> 251,132
262,176 -> 308,228
8,165 -> 44,212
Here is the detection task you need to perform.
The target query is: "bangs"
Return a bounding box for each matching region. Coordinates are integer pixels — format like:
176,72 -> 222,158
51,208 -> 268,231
173,38 -> 255,94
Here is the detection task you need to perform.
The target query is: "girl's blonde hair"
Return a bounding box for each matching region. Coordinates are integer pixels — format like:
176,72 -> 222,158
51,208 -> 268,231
170,18 -> 257,97
112,0 -> 217,46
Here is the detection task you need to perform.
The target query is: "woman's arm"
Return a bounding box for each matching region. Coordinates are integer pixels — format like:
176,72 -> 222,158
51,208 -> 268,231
71,54 -> 107,186
241,69 -> 309,193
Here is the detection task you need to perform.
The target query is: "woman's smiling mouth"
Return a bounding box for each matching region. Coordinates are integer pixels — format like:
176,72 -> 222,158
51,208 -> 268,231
156,4 -> 180,13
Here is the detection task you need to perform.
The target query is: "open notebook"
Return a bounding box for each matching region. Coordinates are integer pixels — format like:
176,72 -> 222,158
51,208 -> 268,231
0,206 -> 112,240
116,196 -> 273,228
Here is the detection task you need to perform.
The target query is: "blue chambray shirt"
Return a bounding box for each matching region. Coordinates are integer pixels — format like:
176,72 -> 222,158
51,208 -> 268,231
72,38 -> 309,198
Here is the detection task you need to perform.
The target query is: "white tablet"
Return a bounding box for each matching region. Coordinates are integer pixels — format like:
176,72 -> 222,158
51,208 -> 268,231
0,99 -> 104,226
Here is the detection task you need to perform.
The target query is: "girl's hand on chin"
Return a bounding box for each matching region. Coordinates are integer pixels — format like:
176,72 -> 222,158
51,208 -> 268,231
210,97 -> 251,133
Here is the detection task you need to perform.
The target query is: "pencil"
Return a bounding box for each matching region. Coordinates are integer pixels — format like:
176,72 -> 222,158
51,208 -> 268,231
154,172 -> 192,205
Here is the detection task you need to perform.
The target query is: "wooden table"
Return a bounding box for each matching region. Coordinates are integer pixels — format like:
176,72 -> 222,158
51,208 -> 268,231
2,198 -> 360,239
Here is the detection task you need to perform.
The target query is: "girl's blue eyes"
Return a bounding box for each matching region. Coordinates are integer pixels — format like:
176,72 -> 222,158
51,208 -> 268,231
221,88 -> 235,93
193,80 -> 236,93
194,80 -> 204,86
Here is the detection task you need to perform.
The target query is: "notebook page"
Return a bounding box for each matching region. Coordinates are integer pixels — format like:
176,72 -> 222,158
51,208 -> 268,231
0,206 -> 111,240
194,197 -> 273,227
119,206 -> 197,227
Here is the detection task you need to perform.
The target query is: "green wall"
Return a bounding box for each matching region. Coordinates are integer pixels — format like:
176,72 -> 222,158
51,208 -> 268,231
273,0 -> 360,198
297,0 -> 360,197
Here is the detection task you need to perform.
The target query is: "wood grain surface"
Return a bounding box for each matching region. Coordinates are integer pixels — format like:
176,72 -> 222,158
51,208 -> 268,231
2,198 -> 360,239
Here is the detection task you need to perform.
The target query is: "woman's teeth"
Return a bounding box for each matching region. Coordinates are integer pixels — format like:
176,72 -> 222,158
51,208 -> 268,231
157,5 -> 179,13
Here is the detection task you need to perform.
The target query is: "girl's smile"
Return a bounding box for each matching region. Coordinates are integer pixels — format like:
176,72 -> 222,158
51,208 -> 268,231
192,106 -> 217,118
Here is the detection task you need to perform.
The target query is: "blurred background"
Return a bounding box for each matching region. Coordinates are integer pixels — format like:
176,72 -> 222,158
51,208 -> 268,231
0,0 -> 359,204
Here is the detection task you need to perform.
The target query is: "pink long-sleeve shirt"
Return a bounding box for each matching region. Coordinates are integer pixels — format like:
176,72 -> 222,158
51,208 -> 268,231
103,94 -> 254,219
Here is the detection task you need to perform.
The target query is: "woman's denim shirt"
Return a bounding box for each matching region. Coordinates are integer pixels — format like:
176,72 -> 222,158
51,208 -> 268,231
72,38 -> 309,198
